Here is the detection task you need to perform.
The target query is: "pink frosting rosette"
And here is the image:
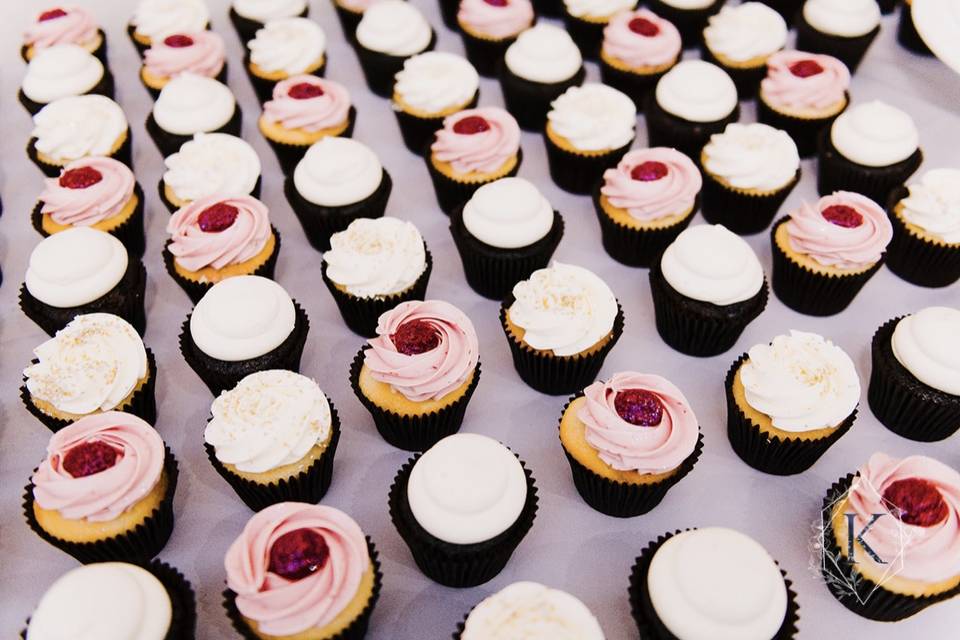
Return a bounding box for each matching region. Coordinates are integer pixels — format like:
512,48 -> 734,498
431,107 -> 521,175
24,6 -> 98,50
262,76 -> 352,133
167,194 -> 271,271
457,0 -> 534,40
578,372 -> 698,474
786,191 -> 893,270
31,411 -> 165,522
41,157 -> 136,226
761,50 -> 850,112
225,503 -> 371,637
844,453 -> 960,583
144,31 -> 226,80
600,147 -> 702,221
602,9 -> 682,69
364,300 -> 480,402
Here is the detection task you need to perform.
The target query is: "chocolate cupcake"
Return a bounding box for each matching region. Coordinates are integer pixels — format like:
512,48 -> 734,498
147,73 -> 241,157
229,0 -> 309,43
245,17 -> 327,103
454,582 -> 604,638
796,0 -> 881,73
457,0 -> 534,76
646,0 -> 725,46
160,133 -> 262,213
19,44 -> 113,115
140,30 -> 227,99
29,95 -> 132,177
599,9 -> 682,109
355,0 -> 436,98
701,2 -> 787,97
22,5 -> 106,63
562,0 -> 639,60
129,0 -> 210,55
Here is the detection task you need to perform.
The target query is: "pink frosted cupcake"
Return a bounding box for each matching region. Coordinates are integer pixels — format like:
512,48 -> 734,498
22,5 -> 106,63
140,31 -> 227,99
599,9 -> 681,108
457,0 -> 535,77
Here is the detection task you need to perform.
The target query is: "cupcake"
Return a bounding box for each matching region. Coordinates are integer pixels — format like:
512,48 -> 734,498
20,230 -> 146,338
164,195 -> 278,303
599,9 -> 682,109
355,0 -> 435,98
259,76 -> 355,174
22,5 -> 106,63
129,0 -> 210,56
19,44 -> 113,115
646,60 -> 740,160
796,0 -> 881,73
24,412 -> 177,564
159,132 -> 262,213
427,107 -> 522,214
205,370 -> 342,510
559,372 -> 703,517
457,0 -> 535,76
629,528 -> 799,639
500,24 -> 586,131
700,122 -> 801,235
898,0 -> 933,55
726,331 -> 860,476
180,276 -> 310,395
701,2 -> 788,97
757,50 -> 851,157
245,17 -> 327,103
229,0 -> 308,43
868,308 -> 960,442
32,157 -> 145,256
286,137 -> 393,251
886,169 -> 960,287
545,83 -> 637,194
502,262 -> 624,395
223,503 -> 382,640
646,0 -> 725,45
21,314 -> 155,432
820,453 -> 960,620
562,0 -> 638,60
818,100 -> 922,203
388,433 -> 538,586
650,224 -> 768,357
594,147 -> 701,267
771,191 -> 892,316
140,30 -> 227,99
147,73 -> 241,157
29,95 -> 132,177
322,217 -> 432,337
450,177 -> 563,299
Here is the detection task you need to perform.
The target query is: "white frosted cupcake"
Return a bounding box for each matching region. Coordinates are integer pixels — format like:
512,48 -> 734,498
245,17 -> 326,103
29,95 -> 132,177
159,133 -> 261,212
129,0 -> 210,55
701,2 -> 787,97
229,0 -> 308,42
455,582 -> 604,638
20,44 -> 113,115
147,73 -> 240,157
354,0 -> 435,98
797,0 -> 881,73
23,5 -> 106,63
646,0 -> 725,45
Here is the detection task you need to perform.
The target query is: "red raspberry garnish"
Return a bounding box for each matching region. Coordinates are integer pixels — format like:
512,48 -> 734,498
39,8 -> 68,21
628,17 -> 660,37
484,0 -> 509,5
882,478 -> 949,527
821,204 -> 863,228
268,529 -> 330,580
59,166 -> 103,189
163,34 -> 195,48
288,82 -> 325,99
62,441 -> 122,478
392,320 -> 441,355
614,389 -> 664,426
630,161 -> 669,182
789,60 -> 824,78
198,202 -> 240,232
453,116 -> 490,135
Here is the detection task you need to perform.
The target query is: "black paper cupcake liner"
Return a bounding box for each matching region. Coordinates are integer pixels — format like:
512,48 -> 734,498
245,56 -> 326,105
884,188 -> 960,288
645,93 -> 741,161
18,68 -> 115,116
796,12 -> 879,73
756,0 -> 802,19
499,64 -> 586,132
545,133 -> 632,195
388,450 -> 538,587
179,301 -> 310,396
395,92 -> 479,156
500,294 -> 625,395
460,30 -> 513,77
263,107 -> 356,175
701,169 -> 800,235
332,2 -> 363,45
24,447 -> 178,564
146,105 -> 242,158
629,529 -> 800,639
757,93 -> 849,158
450,205 -> 563,300
532,0 -> 563,17
439,0 -> 460,30
224,537 -> 382,640
562,12 -> 608,61
229,6 -> 308,44
28,126 -> 133,178
599,58 -> 671,110
32,182 -> 146,256
700,45 -> 767,98
142,62 -> 228,101
286,170 -> 392,252
159,175 -> 263,214
817,131 -> 923,204
898,4 -> 933,55
879,0 -> 899,13
646,0 -> 725,48
22,28 -> 109,64
356,31 -> 437,98
426,148 -> 522,215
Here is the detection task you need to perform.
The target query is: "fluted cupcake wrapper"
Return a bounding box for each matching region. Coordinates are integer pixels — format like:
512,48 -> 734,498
28,126 -> 134,178
396,92 -> 479,157
884,188 -> 960,288
245,56 -> 326,105
323,247 -> 433,338
223,538 -> 382,640
598,58 -> 671,110
756,94 -> 848,158
644,93 -> 740,161
820,474 -> 960,621
19,68 -> 115,116
389,451 -> 538,587
264,107 -> 356,175
23,447 -> 178,564
460,30 -> 514,77
229,6 -> 308,44
878,0 -> 898,13
754,0 -> 802,19
702,169 -> 800,235
629,529 -> 800,639
545,134 -> 632,196
427,147 -> 523,215
868,317 -> 960,442
796,12 -> 879,73
817,131 -> 923,204
897,4 -> 933,55
179,301 -> 310,396
159,176 -> 263,214
499,64 -> 586,132
22,28 -> 109,64
646,0 -> 725,47
146,106 -> 242,158
532,0 -> 563,17
438,0 -> 460,30
562,11 -> 605,61
356,31 -> 437,98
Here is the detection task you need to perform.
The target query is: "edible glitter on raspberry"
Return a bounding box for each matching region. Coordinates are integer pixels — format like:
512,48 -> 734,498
789,60 -> 824,78
39,8 -> 68,21
614,389 -> 664,426
59,166 -> 103,189
821,204 -> 864,228
630,161 -> 669,182
268,529 -> 330,580
882,478 -> 949,527
288,82 -> 325,100
62,441 -> 122,478
392,320 -> 441,355
453,116 -> 490,135
628,17 -> 660,37
198,202 -> 240,232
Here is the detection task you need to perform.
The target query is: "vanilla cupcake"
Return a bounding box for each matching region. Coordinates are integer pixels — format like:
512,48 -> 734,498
457,0 -> 535,76
20,44 -> 113,115
355,0 -> 435,98
245,17 -> 326,103
159,132 -> 262,212
229,0 -> 308,43
29,95 -> 132,177
646,0 -> 725,45
147,73 -> 241,157
129,0 -> 210,55
562,0 -> 639,60
454,583 -> 604,639
23,6 -> 106,63
701,2 -> 787,97
140,30 -> 226,99
797,0 -> 881,73
600,9 -> 683,108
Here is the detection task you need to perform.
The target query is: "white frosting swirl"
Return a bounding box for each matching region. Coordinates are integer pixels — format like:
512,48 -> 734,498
509,262 -> 618,357
163,133 -> 261,203
741,330 -> 860,431
25,313 -> 148,415
394,52 -> 479,113
830,100 -> 919,168
294,137 -> 383,207
803,0 -> 880,38
233,0 -> 307,21
704,2 -> 787,63
190,276 -> 297,362
205,370 -> 332,473
899,169 -> 960,243
22,44 -> 104,104
656,60 -> 738,123
548,83 -> 636,152
323,217 -> 426,297
132,0 -> 210,40
26,228 -> 128,308
248,17 -> 325,75
661,224 -> 765,305
153,73 -> 236,136
505,24 -> 582,84
26,563 -> 172,640
703,123 -> 800,191
463,178 -> 553,249
660,0 -> 714,7
564,0 -> 635,19
407,433 -> 527,544
356,0 -> 432,57
892,307 -> 960,395
462,582 -> 605,640
32,95 -> 128,163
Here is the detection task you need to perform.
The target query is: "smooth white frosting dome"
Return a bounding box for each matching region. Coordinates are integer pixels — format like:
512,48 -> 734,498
323,217 -> 426,297
505,24 -> 582,84
26,563 -> 171,640
463,178 -> 553,249
248,17 -> 325,75
233,0 -> 307,21
294,137 -> 383,207
32,95 -> 128,163
133,0 -> 210,39
830,101 -> 919,167
23,44 -> 104,104
803,0 -> 880,38
656,60 -> 738,123
462,582 -> 605,640
703,123 -> 800,192
704,3 -> 788,63
892,307 -> 960,395
356,0 -> 432,57
190,276 -> 297,362
153,73 -> 236,136
661,224 -> 764,305
407,433 -> 527,544
899,168 -> 960,244
394,52 -> 479,114
564,0 -> 635,19
26,228 -> 128,308
548,83 -> 636,152
648,528 -> 788,640
660,0 -> 714,7
163,133 -> 261,203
